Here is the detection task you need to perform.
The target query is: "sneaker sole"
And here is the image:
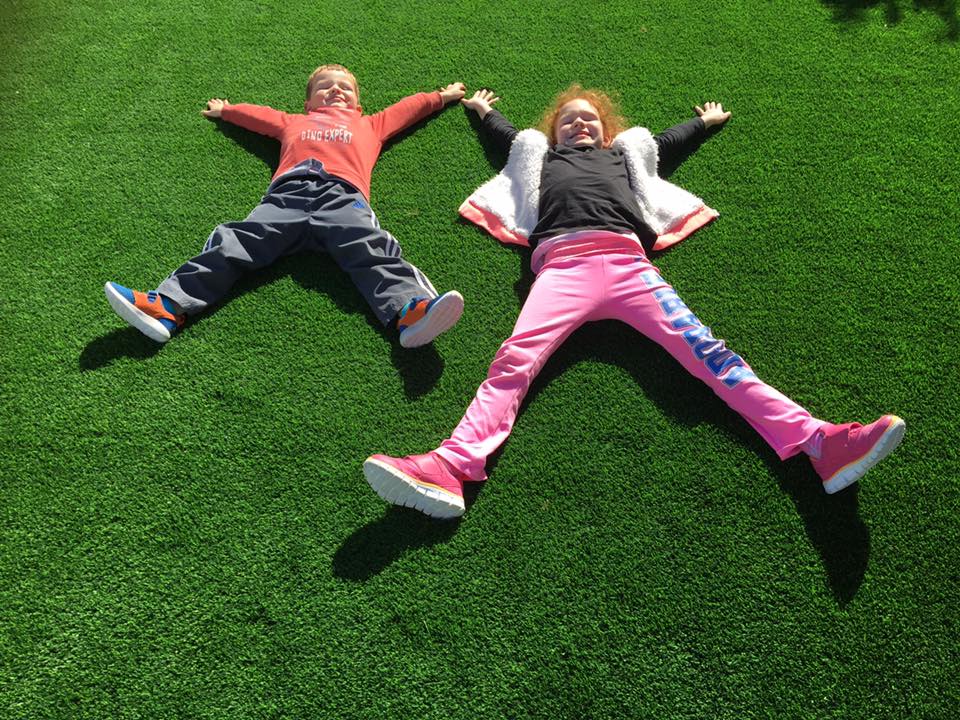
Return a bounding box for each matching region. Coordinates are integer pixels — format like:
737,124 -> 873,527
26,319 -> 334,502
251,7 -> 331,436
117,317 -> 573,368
104,282 -> 172,343
823,415 -> 906,494
363,457 -> 465,519
399,291 -> 464,348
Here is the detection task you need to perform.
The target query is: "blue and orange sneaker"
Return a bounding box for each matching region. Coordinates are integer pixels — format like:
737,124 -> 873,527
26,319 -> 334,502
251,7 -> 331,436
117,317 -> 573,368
104,282 -> 185,343
807,415 -> 906,494
363,451 -> 467,518
397,291 -> 464,348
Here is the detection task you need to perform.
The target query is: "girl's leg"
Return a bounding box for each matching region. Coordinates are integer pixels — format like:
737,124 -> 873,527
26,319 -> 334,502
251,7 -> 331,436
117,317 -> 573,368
434,256 -> 605,480
603,255 -> 823,460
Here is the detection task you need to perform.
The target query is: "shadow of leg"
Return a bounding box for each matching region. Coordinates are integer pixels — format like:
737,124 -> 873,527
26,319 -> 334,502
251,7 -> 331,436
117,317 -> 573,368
777,457 -> 871,606
287,253 -> 445,398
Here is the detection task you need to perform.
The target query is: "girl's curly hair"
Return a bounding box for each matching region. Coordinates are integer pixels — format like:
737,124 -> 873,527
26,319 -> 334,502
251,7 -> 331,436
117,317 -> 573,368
537,84 -> 628,147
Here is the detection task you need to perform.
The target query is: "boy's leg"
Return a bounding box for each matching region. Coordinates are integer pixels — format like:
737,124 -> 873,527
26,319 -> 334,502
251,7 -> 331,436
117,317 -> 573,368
155,179 -> 317,315
603,255 -> 823,460
432,256 -> 604,480
309,182 -> 444,327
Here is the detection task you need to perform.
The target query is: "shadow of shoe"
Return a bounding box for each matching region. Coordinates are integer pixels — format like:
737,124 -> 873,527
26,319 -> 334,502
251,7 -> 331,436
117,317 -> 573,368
388,340 -> 445,400
79,327 -> 164,371
332,506 -> 460,581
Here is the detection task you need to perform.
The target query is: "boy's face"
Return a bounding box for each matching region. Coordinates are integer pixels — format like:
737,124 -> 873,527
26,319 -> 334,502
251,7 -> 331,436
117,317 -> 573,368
305,69 -> 359,112
554,99 -> 605,148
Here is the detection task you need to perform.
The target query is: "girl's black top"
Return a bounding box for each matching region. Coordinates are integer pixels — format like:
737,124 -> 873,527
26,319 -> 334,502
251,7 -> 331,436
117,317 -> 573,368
479,110 -> 710,252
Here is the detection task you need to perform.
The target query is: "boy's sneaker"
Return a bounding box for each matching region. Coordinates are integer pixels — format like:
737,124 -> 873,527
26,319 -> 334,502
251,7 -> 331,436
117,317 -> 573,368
104,282 -> 185,343
808,415 -> 906,494
363,451 -> 466,519
397,291 -> 464,348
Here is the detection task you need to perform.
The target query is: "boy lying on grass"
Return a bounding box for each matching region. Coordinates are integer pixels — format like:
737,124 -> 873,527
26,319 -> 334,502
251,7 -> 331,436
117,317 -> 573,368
363,86 -> 905,518
106,65 -> 466,349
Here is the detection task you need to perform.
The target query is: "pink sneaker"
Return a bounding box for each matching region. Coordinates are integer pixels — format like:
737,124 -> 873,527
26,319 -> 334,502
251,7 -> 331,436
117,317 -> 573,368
809,415 -> 906,494
363,452 -> 466,518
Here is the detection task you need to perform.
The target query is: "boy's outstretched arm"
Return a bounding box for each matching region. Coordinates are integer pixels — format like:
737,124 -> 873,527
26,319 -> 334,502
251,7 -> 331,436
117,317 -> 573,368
439,82 -> 467,105
370,82 -> 465,141
655,100 -> 732,179
201,97 -> 289,139
461,89 -> 516,155
201,98 -> 230,118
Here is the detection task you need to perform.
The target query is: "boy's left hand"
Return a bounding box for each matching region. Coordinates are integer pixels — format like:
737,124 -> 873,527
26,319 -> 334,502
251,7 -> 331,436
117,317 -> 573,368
440,82 -> 467,104
695,101 -> 731,128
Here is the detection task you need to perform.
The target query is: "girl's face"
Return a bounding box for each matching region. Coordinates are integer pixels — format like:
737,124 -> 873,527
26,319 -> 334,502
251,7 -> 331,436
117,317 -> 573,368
554,98 -> 605,148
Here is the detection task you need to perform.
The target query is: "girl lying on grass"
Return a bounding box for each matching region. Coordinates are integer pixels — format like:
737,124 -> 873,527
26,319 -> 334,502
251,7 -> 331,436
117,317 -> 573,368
363,85 -> 905,518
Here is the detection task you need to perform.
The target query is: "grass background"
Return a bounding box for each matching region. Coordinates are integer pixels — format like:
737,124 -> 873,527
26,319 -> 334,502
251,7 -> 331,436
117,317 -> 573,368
2,0 -> 959,717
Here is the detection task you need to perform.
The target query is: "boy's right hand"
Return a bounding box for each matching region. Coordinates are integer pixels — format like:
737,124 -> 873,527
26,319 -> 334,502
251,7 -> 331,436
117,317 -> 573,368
461,89 -> 500,120
201,98 -> 230,119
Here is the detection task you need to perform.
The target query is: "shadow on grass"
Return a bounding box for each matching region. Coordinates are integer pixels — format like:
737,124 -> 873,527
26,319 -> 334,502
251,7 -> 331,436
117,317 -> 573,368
464,102 -> 510,169
82,254 -> 443,399
333,492 -> 480,581
822,0 -> 958,40
484,320 -> 870,606
80,326 -> 165,366
213,120 -> 280,174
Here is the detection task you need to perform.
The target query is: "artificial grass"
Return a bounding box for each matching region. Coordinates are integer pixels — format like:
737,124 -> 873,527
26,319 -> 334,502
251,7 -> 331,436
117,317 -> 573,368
1,0 -> 959,717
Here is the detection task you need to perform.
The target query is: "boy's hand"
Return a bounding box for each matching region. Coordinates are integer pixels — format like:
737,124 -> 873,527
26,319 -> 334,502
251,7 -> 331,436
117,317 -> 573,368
202,98 -> 230,119
439,82 -> 466,105
461,89 -> 500,120
694,101 -> 731,128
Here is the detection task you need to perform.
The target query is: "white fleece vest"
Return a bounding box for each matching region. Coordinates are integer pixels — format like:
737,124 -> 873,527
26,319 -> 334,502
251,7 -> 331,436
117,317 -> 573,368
458,127 -> 718,252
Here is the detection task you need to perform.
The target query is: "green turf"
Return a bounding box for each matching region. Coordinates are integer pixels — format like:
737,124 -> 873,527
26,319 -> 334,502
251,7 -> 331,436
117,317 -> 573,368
2,0 -> 959,717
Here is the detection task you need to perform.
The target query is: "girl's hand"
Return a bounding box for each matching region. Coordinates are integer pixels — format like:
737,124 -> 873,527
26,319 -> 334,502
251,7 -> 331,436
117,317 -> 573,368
440,82 -> 467,104
461,89 -> 500,120
695,101 -> 731,128
202,98 -> 230,118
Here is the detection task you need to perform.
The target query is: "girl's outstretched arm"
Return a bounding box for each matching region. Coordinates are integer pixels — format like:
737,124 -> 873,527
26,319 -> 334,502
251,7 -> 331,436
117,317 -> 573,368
655,100 -> 732,178
694,101 -> 731,128
462,89 -> 517,154
461,88 -> 499,119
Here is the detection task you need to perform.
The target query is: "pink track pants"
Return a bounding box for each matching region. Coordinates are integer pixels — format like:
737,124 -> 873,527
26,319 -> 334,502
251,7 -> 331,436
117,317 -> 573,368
435,249 -> 823,481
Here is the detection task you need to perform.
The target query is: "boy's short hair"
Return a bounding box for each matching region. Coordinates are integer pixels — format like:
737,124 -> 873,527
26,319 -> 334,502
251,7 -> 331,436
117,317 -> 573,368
538,84 -> 628,147
306,64 -> 360,101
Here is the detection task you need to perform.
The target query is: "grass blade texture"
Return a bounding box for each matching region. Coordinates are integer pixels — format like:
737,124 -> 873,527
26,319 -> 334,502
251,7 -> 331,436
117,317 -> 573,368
1,0 -> 958,717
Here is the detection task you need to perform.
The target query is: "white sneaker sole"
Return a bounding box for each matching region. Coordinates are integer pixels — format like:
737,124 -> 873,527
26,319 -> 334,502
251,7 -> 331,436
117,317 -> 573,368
822,416 -> 906,494
104,282 -> 172,343
399,291 -> 464,348
363,457 -> 465,519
